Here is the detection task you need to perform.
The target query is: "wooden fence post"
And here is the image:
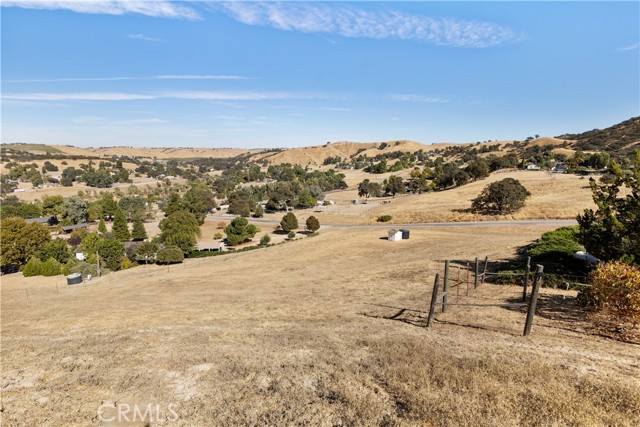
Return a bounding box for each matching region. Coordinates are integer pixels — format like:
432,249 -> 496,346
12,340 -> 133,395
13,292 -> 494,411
522,257 -> 531,302
482,256 -> 488,284
466,262 -> 470,295
427,273 -> 440,328
474,257 -> 479,289
442,261 -> 450,313
523,265 -> 544,336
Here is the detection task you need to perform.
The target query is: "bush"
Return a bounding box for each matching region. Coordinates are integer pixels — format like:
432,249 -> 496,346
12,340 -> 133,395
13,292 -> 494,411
377,215 -> 393,222
579,261 -> 640,321
41,257 -> 62,276
224,217 -> 258,246
156,246 -> 184,264
61,259 -> 78,276
71,261 -> 99,277
471,178 -> 531,214
287,231 -> 296,239
306,215 -> 320,232
213,232 -> 223,240
260,234 -> 271,246
280,212 -> 299,232
23,257 -> 42,277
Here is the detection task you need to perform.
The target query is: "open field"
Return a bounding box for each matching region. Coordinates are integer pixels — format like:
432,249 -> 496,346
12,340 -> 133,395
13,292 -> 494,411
2,225 -> 639,426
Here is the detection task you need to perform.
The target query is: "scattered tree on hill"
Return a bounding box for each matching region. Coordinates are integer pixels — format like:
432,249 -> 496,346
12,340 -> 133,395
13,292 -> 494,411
156,245 -> 184,264
98,219 -> 107,234
280,212 -> 299,232
99,193 -> 118,220
183,182 -> 216,224
471,178 -> 531,214
224,217 -> 258,246
60,167 -> 78,186
0,217 -> 51,268
306,216 -> 320,233
96,238 -> 126,271
577,152 -> 640,264
112,208 -> 130,241
163,192 -> 184,217
384,175 -> 406,197
131,218 -> 147,241
159,210 -> 201,254
357,179 -> 383,198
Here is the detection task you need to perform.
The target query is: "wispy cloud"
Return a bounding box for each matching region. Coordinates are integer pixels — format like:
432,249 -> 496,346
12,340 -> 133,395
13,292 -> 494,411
2,91 -> 300,102
392,94 -> 447,103
211,2 -> 521,48
2,0 -> 200,20
127,33 -> 164,42
617,43 -> 639,52
3,75 -> 251,83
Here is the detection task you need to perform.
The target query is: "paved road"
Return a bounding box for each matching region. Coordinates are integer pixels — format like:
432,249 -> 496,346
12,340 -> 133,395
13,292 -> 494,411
247,218 -> 578,229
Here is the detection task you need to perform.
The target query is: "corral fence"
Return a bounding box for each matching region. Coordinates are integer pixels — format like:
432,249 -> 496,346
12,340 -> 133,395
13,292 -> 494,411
426,256 -> 588,336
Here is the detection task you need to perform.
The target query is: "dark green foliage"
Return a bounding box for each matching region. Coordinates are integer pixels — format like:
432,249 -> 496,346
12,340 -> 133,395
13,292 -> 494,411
259,234 -> 271,246
465,159 -> 491,180
471,178 -> 531,214
357,179 -> 383,198
98,219 -> 107,234
83,169 -> 113,188
280,212 -> 299,232
111,208 -> 130,241
577,152 -> 640,264
60,167 -> 78,186
60,196 -> 88,225
1,217 -> 51,267
61,258 -> 78,276
377,215 -> 393,223
118,195 -> 147,221
131,218 -> 147,241
159,210 -> 201,254
96,238 -> 126,271
526,226 -> 584,266
384,175 -> 405,197
22,257 -> 42,277
81,232 -> 104,257
287,231 -> 296,239
39,239 -> 72,264
558,116 -> 640,153
183,182 -> 216,224
99,193 -> 118,219
296,191 -> 316,209
134,241 -> 159,263
41,257 -> 62,276
253,205 -> 264,218
224,217 -> 258,246
306,216 -> 320,232
156,246 -> 184,264
42,195 -> 64,216
228,191 -> 255,216
162,192 -> 184,217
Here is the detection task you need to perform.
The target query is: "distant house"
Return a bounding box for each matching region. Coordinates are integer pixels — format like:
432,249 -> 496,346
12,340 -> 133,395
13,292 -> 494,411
553,162 -> 567,173
526,164 -> 541,171
26,216 -> 59,226
196,242 -> 225,252
388,229 -> 403,241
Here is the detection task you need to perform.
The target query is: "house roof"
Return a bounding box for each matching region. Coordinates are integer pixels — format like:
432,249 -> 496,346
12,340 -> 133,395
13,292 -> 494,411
25,216 -> 53,224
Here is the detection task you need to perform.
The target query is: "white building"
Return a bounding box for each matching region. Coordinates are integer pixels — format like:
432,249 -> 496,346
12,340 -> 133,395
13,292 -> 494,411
388,229 -> 403,241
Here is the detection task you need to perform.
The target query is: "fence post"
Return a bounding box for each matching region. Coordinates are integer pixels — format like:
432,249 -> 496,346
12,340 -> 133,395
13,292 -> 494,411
427,273 -> 440,328
522,256 -> 531,302
482,256 -> 488,284
442,260 -> 450,313
466,262 -> 470,295
523,265 -> 544,336
474,257 -> 479,289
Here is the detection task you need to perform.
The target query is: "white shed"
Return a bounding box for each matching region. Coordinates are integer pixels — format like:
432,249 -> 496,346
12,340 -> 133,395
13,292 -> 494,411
388,229 -> 403,241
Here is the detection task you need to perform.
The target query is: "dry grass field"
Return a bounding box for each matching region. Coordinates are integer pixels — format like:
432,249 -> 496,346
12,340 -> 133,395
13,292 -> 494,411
2,225 -> 639,426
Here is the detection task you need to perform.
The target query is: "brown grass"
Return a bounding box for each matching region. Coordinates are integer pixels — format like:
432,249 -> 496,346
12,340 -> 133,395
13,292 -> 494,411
2,226 -> 639,425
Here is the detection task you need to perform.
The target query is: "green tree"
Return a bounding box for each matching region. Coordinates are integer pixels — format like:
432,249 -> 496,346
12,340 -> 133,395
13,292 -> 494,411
296,191 -> 316,209
306,216 -> 320,233
253,205 -> 264,218
111,208 -> 130,241
41,257 -> 62,276
287,231 -> 296,239
156,246 -> 184,264
96,238 -> 126,271
18,202 -> 42,219
259,234 -> 271,246
465,159 -> 491,180
280,212 -> 299,232
131,218 -> 147,241
577,153 -> 640,263
135,241 -> 159,264
471,178 -> 531,214
60,196 -> 88,225
118,195 -> 148,221
60,167 -> 78,187
23,257 -> 43,277
159,210 -> 201,254
39,238 -> 72,264
163,192 -> 184,217
183,182 -> 216,224
357,179 -> 382,198
98,219 -> 107,235
384,175 -> 406,197
0,217 -> 51,267
42,195 -> 64,216
99,193 -> 118,220
81,232 -> 104,258
224,217 -> 258,246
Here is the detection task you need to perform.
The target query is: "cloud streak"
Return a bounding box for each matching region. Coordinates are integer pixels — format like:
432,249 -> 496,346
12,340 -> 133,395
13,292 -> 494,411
617,43 -> 639,52
392,94 -> 447,103
212,2 -> 521,48
2,90 -> 300,102
127,33 -> 164,42
2,0 -> 200,20
3,75 -> 251,83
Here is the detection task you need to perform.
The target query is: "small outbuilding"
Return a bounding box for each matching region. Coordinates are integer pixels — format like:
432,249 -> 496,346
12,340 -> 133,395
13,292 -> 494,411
399,229 -> 410,240
388,229 -> 403,241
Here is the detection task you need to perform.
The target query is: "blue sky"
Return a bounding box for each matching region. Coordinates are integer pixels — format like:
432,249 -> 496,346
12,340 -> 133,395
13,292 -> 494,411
1,1 -> 639,148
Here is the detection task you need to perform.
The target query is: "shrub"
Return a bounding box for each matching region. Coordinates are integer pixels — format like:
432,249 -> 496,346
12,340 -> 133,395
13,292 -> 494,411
280,212 -> 298,232
70,261 -> 99,277
377,215 -> 393,222
213,232 -> 223,240
23,257 -> 42,277
287,231 -> 296,240
41,257 -> 62,276
471,178 -> 531,214
224,217 -> 258,246
260,234 -> 271,246
216,221 -> 226,229
156,246 -> 184,264
61,259 -> 78,276
579,261 -> 640,321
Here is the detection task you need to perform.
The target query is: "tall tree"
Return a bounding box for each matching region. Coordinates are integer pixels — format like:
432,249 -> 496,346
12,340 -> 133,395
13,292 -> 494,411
98,219 -> 107,235
183,182 -> 216,224
0,217 -> 51,267
224,217 -> 258,246
60,196 -> 88,225
280,212 -> 299,232
131,218 -> 147,241
159,210 -> 201,254
99,193 -> 118,220
111,208 -> 130,242
384,175 -> 406,197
